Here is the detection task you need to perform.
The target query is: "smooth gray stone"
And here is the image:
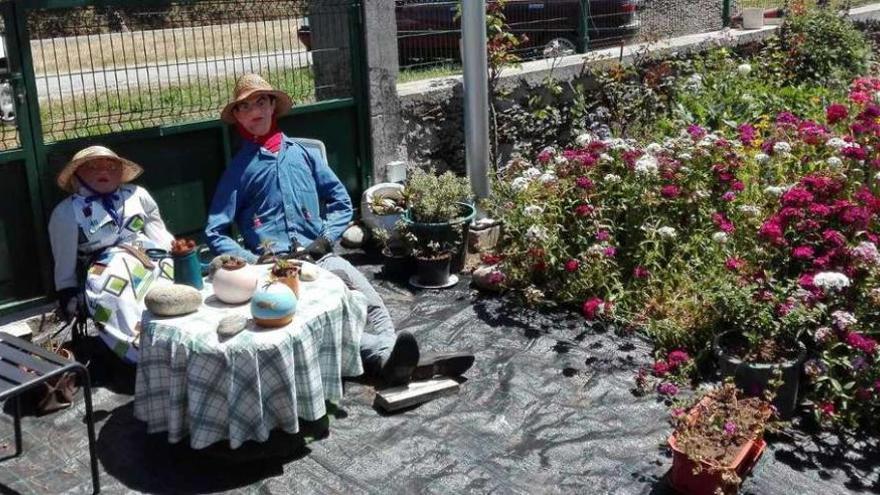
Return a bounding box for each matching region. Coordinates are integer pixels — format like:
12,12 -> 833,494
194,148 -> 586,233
341,224 -> 367,248
217,314 -> 248,339
145,284 -> 202,316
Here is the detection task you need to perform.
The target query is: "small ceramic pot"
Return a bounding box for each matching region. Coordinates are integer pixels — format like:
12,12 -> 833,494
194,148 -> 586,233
251,282 -> 297,328
213,262 -> 258,304
272,264 -> 301,298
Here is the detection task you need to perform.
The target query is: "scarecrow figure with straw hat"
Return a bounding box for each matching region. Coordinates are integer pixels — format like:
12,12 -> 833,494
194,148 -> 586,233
206,74 -> 474,386
48,145 -> 175,363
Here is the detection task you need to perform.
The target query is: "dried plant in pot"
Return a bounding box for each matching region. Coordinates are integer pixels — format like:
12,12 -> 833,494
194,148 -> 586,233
270,259 -> 301,298
405,230 -> 459,289
668,383 -> 774,495
170,237 -> 204,290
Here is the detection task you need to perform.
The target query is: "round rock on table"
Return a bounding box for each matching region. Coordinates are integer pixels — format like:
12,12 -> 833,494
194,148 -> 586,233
299,263 -> 319,282
217,314 -> 248,339
145,284 -> 202,316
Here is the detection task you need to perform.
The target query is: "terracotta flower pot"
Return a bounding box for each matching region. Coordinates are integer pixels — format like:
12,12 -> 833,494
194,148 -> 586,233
271,264 -> 301,298
668,397 -> 768,495
669,435 -> 766,495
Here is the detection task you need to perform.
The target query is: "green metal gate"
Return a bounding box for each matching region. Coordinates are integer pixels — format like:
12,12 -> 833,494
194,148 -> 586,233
0,0 -> 370,316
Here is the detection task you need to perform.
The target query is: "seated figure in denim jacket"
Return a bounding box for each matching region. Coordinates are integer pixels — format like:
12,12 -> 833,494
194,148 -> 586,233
205,74 -> 474,386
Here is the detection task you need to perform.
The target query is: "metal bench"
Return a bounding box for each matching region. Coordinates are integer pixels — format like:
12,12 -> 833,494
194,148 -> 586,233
0,331 -> 100,494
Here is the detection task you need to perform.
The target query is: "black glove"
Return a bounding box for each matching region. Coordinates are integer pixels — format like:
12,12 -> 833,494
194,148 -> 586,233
304,236 -> 333,260
57,287 -> 81,323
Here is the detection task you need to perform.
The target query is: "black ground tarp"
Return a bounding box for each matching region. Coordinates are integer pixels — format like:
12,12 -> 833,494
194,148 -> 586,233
1,251 -> 879,494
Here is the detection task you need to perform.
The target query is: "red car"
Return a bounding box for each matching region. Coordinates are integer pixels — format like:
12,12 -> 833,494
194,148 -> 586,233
299,0 -> 642,64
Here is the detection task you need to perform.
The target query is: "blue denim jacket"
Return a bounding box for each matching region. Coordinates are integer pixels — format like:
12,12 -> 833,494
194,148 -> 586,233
205,136 -> 353,262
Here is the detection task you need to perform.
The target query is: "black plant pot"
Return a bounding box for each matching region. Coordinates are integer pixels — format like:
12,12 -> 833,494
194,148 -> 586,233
403,202 -> 476,274
381,247 -> 414,280
713,331 -> 806,420
413,254 -> 452,288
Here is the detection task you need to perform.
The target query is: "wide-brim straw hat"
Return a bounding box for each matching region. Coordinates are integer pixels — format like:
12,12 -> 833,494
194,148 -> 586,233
220,73 -> 293,124
56,145 -> 144,193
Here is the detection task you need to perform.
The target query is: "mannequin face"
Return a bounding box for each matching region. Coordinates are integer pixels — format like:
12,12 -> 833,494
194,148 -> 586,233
233,94 -> 276,137
76,158 -> 123,194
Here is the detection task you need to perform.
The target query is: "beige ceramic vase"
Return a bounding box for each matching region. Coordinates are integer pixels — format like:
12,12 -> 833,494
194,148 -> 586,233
212,259 -> 258,304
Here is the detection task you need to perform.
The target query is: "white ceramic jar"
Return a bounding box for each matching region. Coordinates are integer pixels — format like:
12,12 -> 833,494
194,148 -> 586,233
212,262 -> 258,304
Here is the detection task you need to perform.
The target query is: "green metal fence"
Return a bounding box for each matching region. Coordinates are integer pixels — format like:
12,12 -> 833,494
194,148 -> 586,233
0,0 -> 370,315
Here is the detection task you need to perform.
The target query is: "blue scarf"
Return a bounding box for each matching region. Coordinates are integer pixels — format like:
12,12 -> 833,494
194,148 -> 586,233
75,173 -> 123,228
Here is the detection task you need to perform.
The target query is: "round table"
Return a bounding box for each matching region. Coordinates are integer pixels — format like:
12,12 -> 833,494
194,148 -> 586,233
133,262 -> 367,449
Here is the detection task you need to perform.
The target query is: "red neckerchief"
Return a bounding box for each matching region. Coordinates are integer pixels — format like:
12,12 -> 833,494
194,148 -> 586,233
236,121 -> 283,153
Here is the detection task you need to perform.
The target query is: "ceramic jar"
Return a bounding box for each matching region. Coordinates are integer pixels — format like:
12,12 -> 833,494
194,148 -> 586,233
251,282 -> 297,328
212,262 -> 258,304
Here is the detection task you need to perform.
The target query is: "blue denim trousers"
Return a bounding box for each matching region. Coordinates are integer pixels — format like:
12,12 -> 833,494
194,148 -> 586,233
318,255 -> 397,375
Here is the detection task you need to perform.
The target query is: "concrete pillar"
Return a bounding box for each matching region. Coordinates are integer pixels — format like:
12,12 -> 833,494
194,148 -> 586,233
362,0 -> 405,185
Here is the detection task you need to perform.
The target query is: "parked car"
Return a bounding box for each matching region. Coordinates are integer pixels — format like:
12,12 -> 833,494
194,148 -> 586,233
298,0 -> 642,64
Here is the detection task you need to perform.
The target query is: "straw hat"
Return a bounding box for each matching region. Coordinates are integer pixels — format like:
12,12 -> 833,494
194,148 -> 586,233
220,73 -> 292,124
56,145 -> 144,193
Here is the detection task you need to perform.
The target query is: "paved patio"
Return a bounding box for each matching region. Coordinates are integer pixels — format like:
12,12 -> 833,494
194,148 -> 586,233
1,252 -> 877,494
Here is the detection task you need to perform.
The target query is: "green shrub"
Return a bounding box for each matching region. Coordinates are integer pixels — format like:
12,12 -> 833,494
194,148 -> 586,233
764,8 -> 870,87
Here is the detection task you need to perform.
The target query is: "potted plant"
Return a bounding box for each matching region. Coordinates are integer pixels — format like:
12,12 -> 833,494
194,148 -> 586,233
171,237 -> 203,290
401,167 -> 475,273
373,227 -> 414,280
668,382 -> 773,495
408,237 -> 457,289
712,280 -> 817,419
270,259 -> 301,298
361,182 -> 406,239
211,255 -> 258,305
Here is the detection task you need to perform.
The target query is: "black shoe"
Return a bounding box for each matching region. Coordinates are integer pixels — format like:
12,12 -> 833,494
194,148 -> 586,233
411,352 -> 475,381
380,331 -> 420,386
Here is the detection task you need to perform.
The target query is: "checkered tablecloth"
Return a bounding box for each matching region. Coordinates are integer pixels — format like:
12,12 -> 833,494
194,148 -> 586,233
133,263 -> 366,449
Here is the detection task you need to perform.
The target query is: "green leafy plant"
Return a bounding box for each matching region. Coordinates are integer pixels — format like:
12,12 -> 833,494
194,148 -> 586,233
403,167 -> 474,224
763,6 -> 870,88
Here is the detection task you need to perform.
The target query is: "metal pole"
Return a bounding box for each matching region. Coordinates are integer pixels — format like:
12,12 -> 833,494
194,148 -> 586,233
461,0 -> 490,205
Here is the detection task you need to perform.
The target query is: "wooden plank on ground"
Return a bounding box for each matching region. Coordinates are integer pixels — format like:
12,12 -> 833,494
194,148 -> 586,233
375,378 -> 460,412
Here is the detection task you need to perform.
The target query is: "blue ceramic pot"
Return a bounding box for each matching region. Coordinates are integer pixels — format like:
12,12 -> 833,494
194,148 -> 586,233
251,283 -> 298,328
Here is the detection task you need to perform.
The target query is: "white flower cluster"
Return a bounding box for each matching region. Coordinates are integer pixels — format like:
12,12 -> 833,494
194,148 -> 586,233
754,153 -> 770,164
511,177 -> 530,192
575,133 -> 595,147
737,63 -> 752,76
599,153 -> 614,164
826,156 -> 843,168
813,271 -> 851,292
525,225 -> 549,243
634,154 -> 659,176
773,141 -> 792,155
657,226 -> 677,239
539,173 -> 557,184
712,232 -> 728,244
523,205 -> 544,217
764,185 -> 786,197
738,205 -> 761,217
603,173 -> 621,183
826,137 -> 848,150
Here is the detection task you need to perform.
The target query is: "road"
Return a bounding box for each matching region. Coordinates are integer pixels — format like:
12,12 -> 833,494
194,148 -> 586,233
33,48 -> 314,100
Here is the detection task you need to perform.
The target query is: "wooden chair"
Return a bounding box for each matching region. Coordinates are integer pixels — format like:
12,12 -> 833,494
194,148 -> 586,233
0,331 -> 100,493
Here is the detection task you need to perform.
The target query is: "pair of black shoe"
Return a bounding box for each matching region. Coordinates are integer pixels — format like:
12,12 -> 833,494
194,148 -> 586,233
380,331 -> 475,386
